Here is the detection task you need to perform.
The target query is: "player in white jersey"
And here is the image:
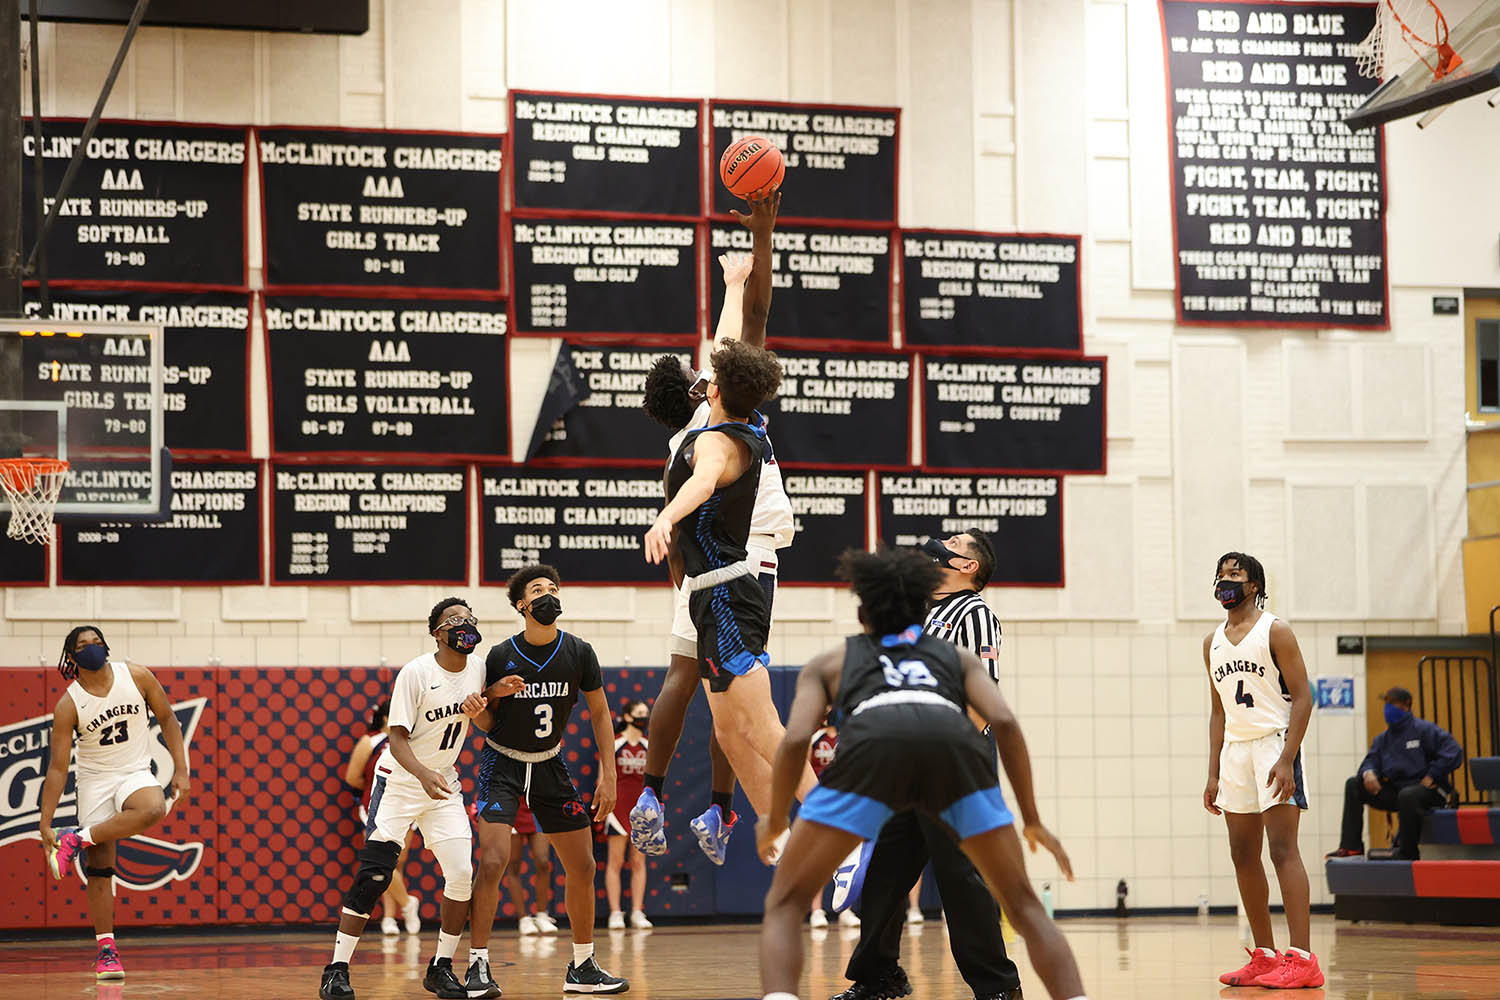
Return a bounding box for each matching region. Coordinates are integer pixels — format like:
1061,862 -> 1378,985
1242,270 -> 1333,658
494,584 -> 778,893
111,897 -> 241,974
1202,553 -> 1323,990
319,598 -> 523,1000
39,625 -> 190,981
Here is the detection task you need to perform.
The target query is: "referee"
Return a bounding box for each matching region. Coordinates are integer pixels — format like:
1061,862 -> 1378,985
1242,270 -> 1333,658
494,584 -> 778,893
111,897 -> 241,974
834,529 -> 1022,1000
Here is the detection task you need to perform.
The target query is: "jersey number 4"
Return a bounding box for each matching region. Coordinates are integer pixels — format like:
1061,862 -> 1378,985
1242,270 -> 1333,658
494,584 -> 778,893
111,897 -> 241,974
1235,680 -> 1255,709
97,720 -> 129,746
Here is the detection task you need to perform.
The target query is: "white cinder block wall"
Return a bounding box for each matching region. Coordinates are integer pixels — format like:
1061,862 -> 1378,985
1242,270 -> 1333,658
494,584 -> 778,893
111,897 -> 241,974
5,0 -> 1493,911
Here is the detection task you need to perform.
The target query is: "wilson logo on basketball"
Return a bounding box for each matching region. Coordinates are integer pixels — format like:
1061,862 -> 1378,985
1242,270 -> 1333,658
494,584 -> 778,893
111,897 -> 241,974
0,698 -> 208,890
723,142 -> 764,176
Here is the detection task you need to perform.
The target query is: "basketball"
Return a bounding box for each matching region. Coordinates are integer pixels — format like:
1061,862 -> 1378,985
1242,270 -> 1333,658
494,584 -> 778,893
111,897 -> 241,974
719,136 -> 785,200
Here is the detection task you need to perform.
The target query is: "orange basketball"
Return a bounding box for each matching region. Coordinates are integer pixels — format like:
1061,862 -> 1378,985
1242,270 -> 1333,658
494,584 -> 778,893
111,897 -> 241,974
719,136 -> 785,200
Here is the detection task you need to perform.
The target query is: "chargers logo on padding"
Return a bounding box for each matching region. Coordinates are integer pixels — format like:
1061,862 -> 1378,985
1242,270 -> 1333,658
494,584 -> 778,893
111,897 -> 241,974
0,698 -> 208,890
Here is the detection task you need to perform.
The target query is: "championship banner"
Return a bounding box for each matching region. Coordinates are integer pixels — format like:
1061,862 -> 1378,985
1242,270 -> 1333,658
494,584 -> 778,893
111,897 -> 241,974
263,296 -> 508,460
257,127 -> 504,295
0,535 -> 48,584
509,217 -> 700,338
709,101 -> 898,224
876,473 -> 1064,586
510,91 -> 703,216
271,464 -> 468,584
58,462 -> 262,585
480,467 -> 664,585
778,471 -> 869,585
901,231 -> 1082,352
1161,1 -> 1388,328
763,350 -> 913,469
531,344 -> 693,465
921,355 -> 1106,474
708,223 -> 893,349
21,119 -> 248,288
24,291 -> 252,456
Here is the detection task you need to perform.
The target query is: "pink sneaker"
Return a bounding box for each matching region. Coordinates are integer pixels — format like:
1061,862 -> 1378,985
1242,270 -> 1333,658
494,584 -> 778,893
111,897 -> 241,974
94,940 -> 125,980
1220,946 -> 1280,986
1254,950 -> 1325,989
48,828 -> 85,881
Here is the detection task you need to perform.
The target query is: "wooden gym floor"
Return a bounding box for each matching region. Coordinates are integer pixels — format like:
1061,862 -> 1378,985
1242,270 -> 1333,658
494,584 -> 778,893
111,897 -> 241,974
1,914 -> 1496,998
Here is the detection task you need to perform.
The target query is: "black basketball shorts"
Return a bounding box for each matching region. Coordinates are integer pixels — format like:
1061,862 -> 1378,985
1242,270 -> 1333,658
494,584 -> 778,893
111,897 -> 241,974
474,744 -> 592,834
690,572 -> 772,693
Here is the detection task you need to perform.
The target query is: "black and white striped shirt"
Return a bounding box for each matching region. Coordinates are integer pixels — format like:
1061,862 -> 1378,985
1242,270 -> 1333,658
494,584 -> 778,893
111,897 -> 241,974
923,591 -> 1002,681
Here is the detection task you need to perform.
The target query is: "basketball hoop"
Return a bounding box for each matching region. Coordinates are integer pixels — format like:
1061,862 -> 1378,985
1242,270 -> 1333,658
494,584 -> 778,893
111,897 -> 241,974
0,457 -> 69,545
1355,0 -> 1464,82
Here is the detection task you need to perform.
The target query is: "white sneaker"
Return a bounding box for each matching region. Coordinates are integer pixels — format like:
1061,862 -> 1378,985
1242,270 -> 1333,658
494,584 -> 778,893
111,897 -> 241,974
840,909 -> 861,927
532,911 -> 559,934
380,915 -> 400,935
630,910 -> 653,930
809,908 -> 829,929
906,905 -> 924,925
518,915 -> 540,935
608,910 -> 626,929
403,894 -> 421,934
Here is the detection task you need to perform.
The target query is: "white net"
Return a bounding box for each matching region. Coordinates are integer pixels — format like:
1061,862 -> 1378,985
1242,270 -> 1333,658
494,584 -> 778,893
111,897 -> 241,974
1354,0 -> 1460,80
0,459 -> 69,545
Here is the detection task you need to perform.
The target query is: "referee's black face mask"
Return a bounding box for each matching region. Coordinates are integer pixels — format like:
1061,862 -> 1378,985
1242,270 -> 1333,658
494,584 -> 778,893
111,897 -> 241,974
920,537 -> 964,569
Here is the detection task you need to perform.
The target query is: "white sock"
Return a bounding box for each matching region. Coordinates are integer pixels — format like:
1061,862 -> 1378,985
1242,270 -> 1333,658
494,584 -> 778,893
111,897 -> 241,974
572,942 -> 594,965
332,931 -> 359,964
95,932 -> 114,943
1286,946 -> 1311,959
436,930 -> 460,960
469,946 -> 488,965
78,827 -> 96,845
1256,946 -> 1277,957
764,993 -> 800,1000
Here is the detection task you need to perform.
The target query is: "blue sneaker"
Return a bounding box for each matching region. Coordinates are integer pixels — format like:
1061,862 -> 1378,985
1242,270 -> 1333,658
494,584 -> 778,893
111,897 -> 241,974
829,840 -> 873,913
689,804 -> 736,866
629,787 -> 668,856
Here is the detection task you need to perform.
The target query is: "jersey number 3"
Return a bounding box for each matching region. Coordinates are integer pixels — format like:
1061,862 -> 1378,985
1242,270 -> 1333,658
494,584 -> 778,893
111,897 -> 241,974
1235,680 -> 1255,709
534,704 -> 554,739
97,720 -> 129,746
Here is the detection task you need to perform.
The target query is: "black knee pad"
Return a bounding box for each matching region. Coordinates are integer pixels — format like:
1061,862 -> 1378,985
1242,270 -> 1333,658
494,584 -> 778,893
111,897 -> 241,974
84,866 -> 115,879
342,839 -> 403,916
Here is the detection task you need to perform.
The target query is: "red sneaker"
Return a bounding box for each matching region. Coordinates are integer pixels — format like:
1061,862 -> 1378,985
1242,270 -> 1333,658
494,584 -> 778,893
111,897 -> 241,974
1219,946 -> 1280,986
1254,950 -> 1325,989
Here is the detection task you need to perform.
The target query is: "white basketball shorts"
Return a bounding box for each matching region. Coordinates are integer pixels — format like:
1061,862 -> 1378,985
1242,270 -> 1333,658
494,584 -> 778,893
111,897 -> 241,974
75,768 -> 161,828
365,767 -> 473,846
1215,730 -> 1308,814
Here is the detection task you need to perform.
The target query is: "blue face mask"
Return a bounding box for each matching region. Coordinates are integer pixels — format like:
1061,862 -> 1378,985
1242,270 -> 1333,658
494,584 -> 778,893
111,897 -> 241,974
74,643 -> 110,672
1384,703 -> 1411,728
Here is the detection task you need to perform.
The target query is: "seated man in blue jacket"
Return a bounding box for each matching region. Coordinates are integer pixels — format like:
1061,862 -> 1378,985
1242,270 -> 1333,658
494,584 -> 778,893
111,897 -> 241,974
1328,687 -> 1463,860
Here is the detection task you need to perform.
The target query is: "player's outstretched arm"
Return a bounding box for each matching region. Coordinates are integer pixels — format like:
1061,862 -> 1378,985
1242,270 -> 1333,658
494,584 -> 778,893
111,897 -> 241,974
133,662 -> 190,807
583,686 -> 618,823
1267,621 -> 1313,803
758,647 -> 838,863
39,696 -> 78,854
961,650 -> 1073,879
713,252 -> 753,348
1203,633 -> 1225,815
643,433 -> 733,563
730,190 -> 780,347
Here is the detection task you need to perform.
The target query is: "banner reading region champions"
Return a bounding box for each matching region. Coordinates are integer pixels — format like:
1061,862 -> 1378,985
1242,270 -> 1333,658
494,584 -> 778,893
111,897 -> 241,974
510,91 -> 702,216
708,223 -> 892,348
709,101 -> 898,224
510,217 -> 699,337
532,345 -> 692,465
58,462 -> 262,584
22,119 -> 248,288
922,355 -> 1106,473
257,127 -> 503,294
762,350 -> 913,468
480,468 -> 663,585
876,473 -> 1063,586
902,231 -> 1082,351
263,296 -> 508,459
778,471 -> 869,585
272,464 -> 468,583
1161,1 -> 1387,328
24,291 -> 251,456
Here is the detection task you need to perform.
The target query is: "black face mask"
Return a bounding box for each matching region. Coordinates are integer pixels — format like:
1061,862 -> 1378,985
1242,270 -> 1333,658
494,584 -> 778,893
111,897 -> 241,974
74,643 -> 110,672
444,625 -> 482,654
1214,578 -> 1250,609
920,537 -> 963,569
528,594 -> 562,626
629,715 -> 649,735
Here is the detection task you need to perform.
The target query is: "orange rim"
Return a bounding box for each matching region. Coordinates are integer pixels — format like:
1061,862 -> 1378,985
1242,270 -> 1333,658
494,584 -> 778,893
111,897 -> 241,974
0,457 -> 70,495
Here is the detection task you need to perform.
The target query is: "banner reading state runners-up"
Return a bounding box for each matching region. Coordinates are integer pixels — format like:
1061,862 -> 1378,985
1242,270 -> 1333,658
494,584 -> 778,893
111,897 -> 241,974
778,471 -> 869,585
532,344 -> 693,464
902,231 -> 1081,351
22,119 -> 247,287
709,101 -> 898,223
510,217 -> 698,337
876,473 -> 1063,586
1162,1 -> 1387,328
264,296 -> 508,459
510,91 -> 701,216
922,355 -> 1106,473
709,223 -> 892,348
762,350 -> 913,468
257,127 -> 503,294
480,468 -> 664,585
272,464 -> 468,584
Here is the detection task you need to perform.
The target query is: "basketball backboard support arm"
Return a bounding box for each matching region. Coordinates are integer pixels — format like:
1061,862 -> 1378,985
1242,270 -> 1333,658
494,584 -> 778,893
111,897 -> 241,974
1345,0 -> 1500,129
